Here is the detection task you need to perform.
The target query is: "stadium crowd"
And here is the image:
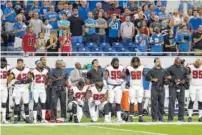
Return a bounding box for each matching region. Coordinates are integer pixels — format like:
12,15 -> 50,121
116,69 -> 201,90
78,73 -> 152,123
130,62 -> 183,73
1,0 -> 202,56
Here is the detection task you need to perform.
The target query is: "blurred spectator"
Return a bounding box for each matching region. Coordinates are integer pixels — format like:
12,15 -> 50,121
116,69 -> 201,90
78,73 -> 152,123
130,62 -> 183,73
59,3 -> 72,18
40,1 -> 50,18
22,27 -> 36,53
35,32 -> 46,54
43,19 -> 52,42
107,13 -> 121,45
70,62 -> 82,85
79,0 -> 90,21
164,30 -> 177,54
29,11 -> 43,38
92,2 -> 103,19
84,11 -> 97,43
14,1 -> 24,12
187,9 -> 193,19
55,2 -> 64,13
120,15 -> 134,46
175,24 -> 192,53
147,12 -> 156,28
158,7 -> 170,21
3,2 -> 16,32
58,13 -> 70,37
149,27 -> 164,55
128,1 -> 138,16
108,1 -> 124,18
133,11 -> 145,29
183,16 -> 193,33
18,9 -> 26,23
28,1 -> 42,16
69,7 -> 84,44
59,30 -> 72,56
46,31 -> 60,56
44,5 -> 59,30
154,1 -> 162,15
120,8 -> 131,23
96,11 -> 107,43
189,10 -> 202,32
150,16 -> 161,35
135,26 -> 149,54
192,25 -> 202,55
26,10 -> 33,25
178,0 -> 193,16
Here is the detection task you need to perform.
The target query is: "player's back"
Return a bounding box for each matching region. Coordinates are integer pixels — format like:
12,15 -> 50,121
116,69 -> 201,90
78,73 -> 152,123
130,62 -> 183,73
126,65 -> 144,86
0,65 -> 11,86
188,64 -> 202,86
32,68 -> 48,89
106,65 -> 124,85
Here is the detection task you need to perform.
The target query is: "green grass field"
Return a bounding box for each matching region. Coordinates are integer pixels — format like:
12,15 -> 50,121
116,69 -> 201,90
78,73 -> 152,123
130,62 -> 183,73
1,116 -> 202,135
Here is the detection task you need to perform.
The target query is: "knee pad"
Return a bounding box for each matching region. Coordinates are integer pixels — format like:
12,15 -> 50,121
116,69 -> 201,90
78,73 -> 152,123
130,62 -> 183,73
108,103 -> 112,112
2,103 -> 7,108
104,103 -> 109,115
188,100 -> 194,109
72,103 -> 77,114
198,102 -> 202,110
24,104 -> 29,115
41,103 -> 46,110
116,103 -> 121,111
33,102 -> 38,111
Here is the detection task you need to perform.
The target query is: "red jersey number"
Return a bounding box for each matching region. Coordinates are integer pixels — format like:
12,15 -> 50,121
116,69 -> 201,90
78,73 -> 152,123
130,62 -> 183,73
75,92 -> 86,99
93,94 -> 105,100
131,71 -> 142,80
192,70 -> 202,79
35,74 -> 46,83
17,73 -> 27,80
0,71 -> 7,79
111,71 -> 121,80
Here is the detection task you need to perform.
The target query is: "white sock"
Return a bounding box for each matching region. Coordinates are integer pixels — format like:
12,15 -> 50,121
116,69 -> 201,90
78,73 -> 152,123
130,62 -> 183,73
199,110 -> 202,118
33,111 -> 37,120
1,108 -> 6,121
117,111 -> 122,121
143,98 -> 149,109
104,115 -> 109,121
42,110 -> 46,120
188,109 -> 193,117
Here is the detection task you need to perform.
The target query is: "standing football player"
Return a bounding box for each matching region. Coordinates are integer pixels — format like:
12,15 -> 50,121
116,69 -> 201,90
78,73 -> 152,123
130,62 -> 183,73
67,80 -> 88,123
0,57 -> 11,124
29,60 -> 49,123
87,81 -> 109,122
7,58 -> 32,123
104,58 -> 124,122
187,59 -> 202,122
125,57 -> 146,122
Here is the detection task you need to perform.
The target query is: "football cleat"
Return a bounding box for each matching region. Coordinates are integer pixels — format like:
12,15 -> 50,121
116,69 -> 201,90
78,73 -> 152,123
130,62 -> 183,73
142,109 -> 149,116
33,120 -> 37,124
199,117 -> 202,122
25,117 -> 32,124
104,119 -> 111,123
139,116 -> 144,122
68,115 -> 73,122
2,120 -> 10,124
128,116 -> 133,122
41,119 -> 48,123
188,117 -> 192,122
116,119 -> 125,123
73,116 -> 79,123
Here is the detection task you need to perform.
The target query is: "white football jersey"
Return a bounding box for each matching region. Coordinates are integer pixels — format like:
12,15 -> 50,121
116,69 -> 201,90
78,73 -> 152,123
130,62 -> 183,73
106,65 -> 124,85
188,64 -> 202,86
11,67 -> 30,85
31,68 -> 48,90
72,85 -> 89,100
126,65 -> 145,86
0,65 -> 11,86
90,85 -> 107,101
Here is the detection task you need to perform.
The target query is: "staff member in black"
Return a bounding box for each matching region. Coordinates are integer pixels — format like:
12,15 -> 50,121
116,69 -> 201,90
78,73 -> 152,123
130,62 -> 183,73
146,58 -> 168,122
167,57 -> 189,122
50,60 -> 69,121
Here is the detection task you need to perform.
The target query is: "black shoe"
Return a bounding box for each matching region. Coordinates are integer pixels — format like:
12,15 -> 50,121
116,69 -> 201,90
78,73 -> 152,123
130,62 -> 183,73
159,119 -> 165,122
128,116 -> 133,122
139,116 -> 144,122
68,115 -> 73,122
188,117 -> 192,122
178,119 -> 185,122
25,117 -> 32,124
14,117 -> 18,124
142,109 -> 149,116
152,119 -> 158,122
199,117 -> 202,122
73,116 -> 79,123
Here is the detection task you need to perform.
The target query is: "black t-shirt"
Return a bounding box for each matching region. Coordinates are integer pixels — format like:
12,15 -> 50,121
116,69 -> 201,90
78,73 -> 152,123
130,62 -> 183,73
192,32 -> 202,49
68,15 -> 84,36
46,39 -> 60,52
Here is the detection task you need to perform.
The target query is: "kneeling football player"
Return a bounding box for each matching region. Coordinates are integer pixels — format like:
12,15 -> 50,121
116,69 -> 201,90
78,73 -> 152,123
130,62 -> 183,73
87,81 -> 110,122
67,80 -> 88,123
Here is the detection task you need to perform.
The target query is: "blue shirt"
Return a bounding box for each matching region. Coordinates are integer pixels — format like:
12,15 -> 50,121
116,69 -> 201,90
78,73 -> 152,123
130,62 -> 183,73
175,32 -> 192,52
135,34 -> 148,52
59,10 -> 72,18
78,6 -> 90,21
158,12 -> 170,20
107,19 -> 120,38
13,21 -> 26,37
58,20 -> 70,36
3,7 -> 16,22
144,10 -> 151,20
178,2 -> 193,12
45,12 -> 59,29
40,6 -> 49,15
189,17 -> 202,31
119,0 -> 129,8
154,7 -> 161,15
85,18 -> 96,35
150,34 -> 164,55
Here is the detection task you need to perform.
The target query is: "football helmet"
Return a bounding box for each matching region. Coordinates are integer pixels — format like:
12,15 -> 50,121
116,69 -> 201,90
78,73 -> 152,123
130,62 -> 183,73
77,79 -> 85,90
1,57 -> 7,69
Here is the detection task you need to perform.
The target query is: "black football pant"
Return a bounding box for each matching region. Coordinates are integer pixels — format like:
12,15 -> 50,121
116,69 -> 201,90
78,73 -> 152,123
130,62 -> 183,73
168,86 -> 185,121
151,86 -> 165,121
51,90 -> 66,120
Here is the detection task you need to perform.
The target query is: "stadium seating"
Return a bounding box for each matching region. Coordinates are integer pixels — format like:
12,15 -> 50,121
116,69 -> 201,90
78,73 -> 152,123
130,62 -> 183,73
112,42 -> 124,52
99,42 -> 110,52
86,42 -> 97,52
